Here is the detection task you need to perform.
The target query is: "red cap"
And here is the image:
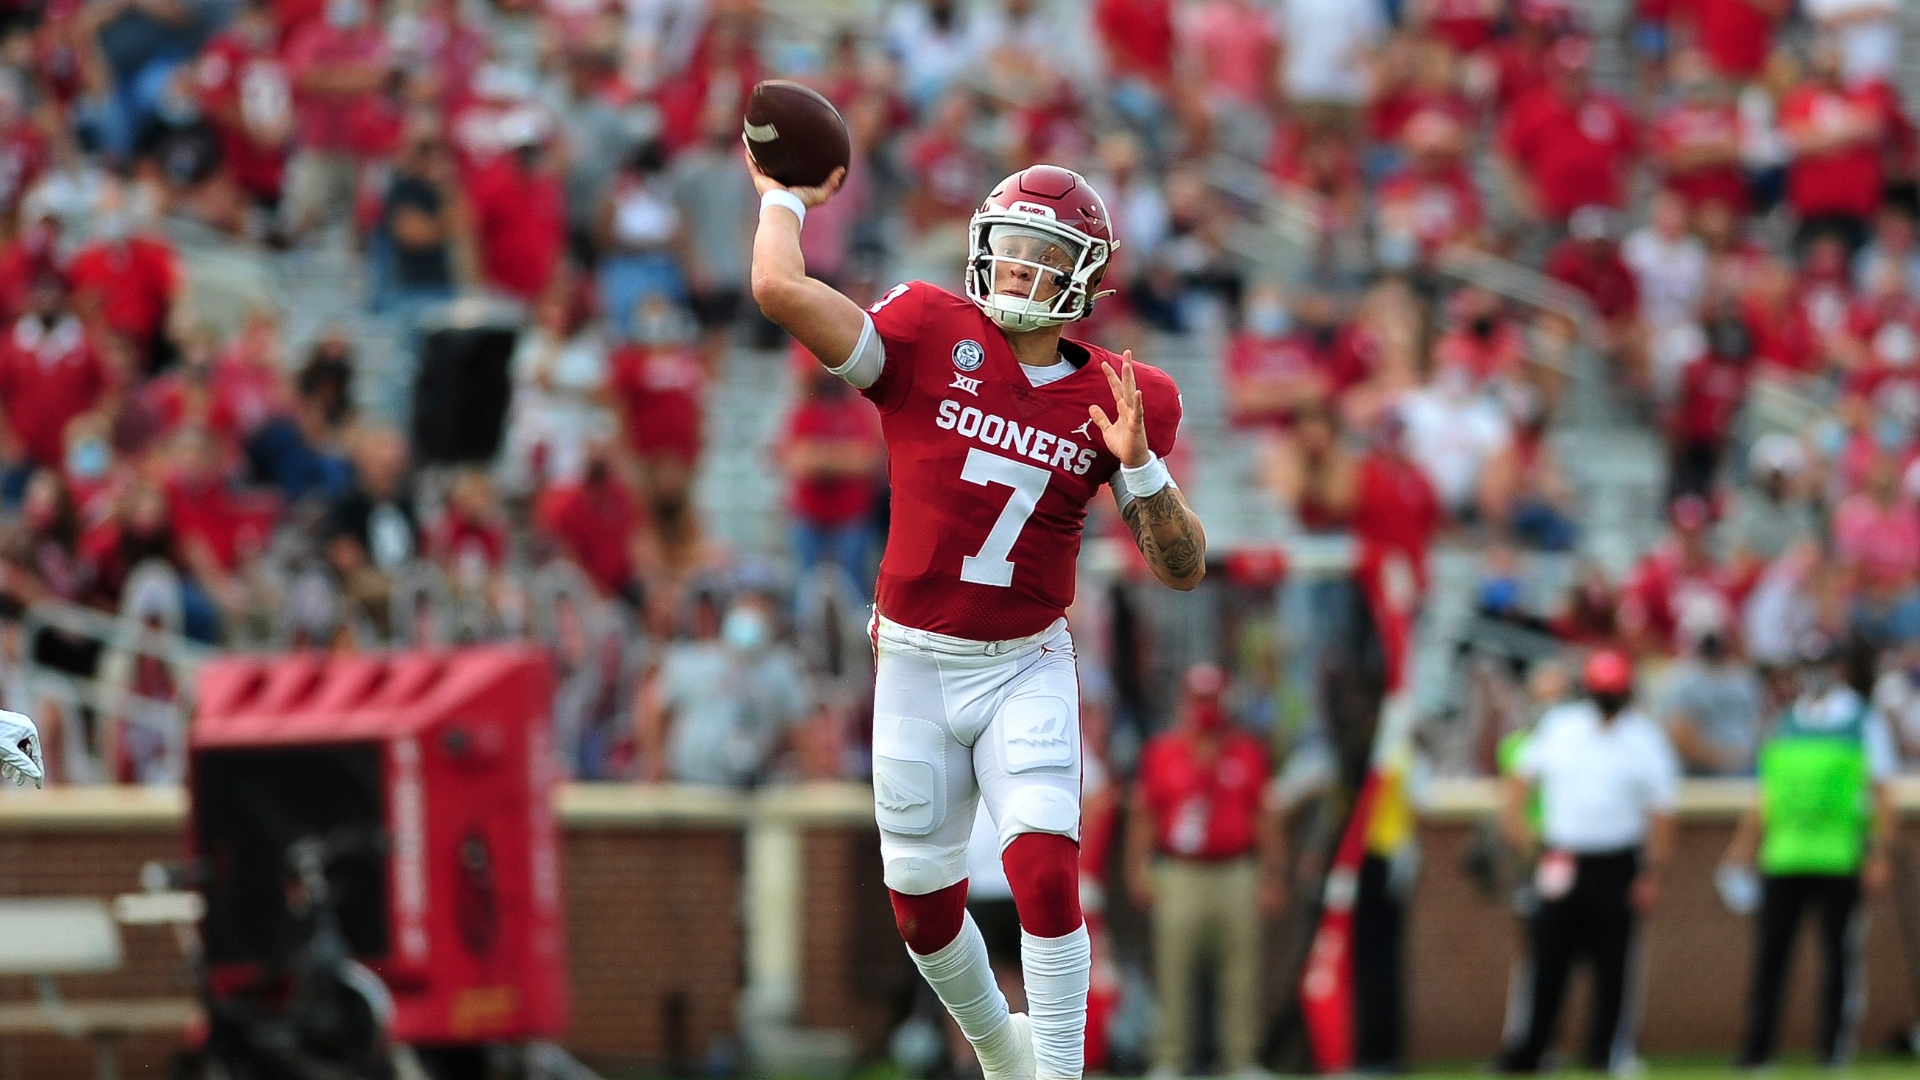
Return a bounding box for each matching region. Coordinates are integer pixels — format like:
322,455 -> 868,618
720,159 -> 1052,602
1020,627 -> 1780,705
1582,649 -> 1633,696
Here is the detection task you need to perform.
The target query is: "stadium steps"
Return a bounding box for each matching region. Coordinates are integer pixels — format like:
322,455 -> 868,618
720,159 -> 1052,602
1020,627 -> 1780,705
694,346 -> 800,558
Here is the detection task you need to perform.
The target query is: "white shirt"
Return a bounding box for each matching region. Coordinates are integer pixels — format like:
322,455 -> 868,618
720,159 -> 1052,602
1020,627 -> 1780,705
1277,0 -> 1387,105
1621,227 -> 1708,331
1803,0 -> 1900,85
1399,385 -> 1510,513
1517,701 -> 1681,853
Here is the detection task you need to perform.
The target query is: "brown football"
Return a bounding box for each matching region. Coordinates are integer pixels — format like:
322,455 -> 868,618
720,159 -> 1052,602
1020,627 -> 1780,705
743,80 -> 851,189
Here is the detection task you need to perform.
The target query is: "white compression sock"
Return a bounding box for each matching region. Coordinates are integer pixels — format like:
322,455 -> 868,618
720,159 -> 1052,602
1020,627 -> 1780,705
910,913 -> 1021,1072
1022,924 -> 1091,1080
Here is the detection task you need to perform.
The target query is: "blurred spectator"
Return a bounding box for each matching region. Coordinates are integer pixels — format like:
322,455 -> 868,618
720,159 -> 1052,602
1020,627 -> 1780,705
779,359 -> 882,596
638,591 -> 812,786
597,139 -> 683,339
1276,0 -> 1387,124
1094,0 -> 1176,149
0,469 -> 90,611
1725,435 -> 1819,571
1686,0 -> 1785,83
1743,542 -> 1829,668
671,102 -> 755,365
1619,495 -> 1745,656
1223,287 -> 1342,431
1779,37 -> 1894,252
281,0 -> 392,239
1432,286 -> 1525,388
469,115 -> 566,301
1833,449 -> 1920,642
1126,663 -> 1279,1080
0,270 -> 112,500
499,287 -> 614,497
67,184 -> 180,372
1546,206 -> 1642,383
886,0 -> 984,112
609,295 -> 704,502
370,117 -> 464,316
1803,0 -> 1900,88
535,445 -> 645,607
1478,385 -> 1577,552
1658,607 -> 1764,776
195,0 -> 291,215
1374,109 -> 1480,265
1623,190 -> 1709,401
1853,199 -> 1920,299
243,341 -> 352,503
1498,37 -> 1636,225
1650,50 -> 1747,216
1267,402 -> 1358,532
325,426 -> 419,634
1350,414 -> 1442,597
1401,366 -> 1510,522
428,467 -> 508,596
1666,306 -> 1756,503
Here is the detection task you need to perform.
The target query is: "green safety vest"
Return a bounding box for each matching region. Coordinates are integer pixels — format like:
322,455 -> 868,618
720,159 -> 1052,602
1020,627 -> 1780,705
1498,729 -> 1541,832
1757,696 -> 1872,876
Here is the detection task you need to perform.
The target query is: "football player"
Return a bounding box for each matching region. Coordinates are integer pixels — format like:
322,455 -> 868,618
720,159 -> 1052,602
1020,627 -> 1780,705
750,154 -> 1205,1080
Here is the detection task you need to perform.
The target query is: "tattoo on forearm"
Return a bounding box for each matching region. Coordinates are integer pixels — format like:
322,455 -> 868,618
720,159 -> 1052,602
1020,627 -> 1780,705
1123,486 -> 1204,583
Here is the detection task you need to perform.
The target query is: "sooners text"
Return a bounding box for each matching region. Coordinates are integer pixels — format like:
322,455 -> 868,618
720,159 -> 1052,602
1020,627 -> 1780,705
935,399 -> 1099,475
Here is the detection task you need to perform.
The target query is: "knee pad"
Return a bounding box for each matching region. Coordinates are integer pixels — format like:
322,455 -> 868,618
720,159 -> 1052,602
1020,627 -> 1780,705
998,785 -> 1081,842
1003,833 -> 1083,938
884,852 -> 965,896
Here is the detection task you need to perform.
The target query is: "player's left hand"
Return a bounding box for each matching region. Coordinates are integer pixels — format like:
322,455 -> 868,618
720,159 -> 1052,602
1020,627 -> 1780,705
1089,352 -> 1150,469
0,710 -> 43,789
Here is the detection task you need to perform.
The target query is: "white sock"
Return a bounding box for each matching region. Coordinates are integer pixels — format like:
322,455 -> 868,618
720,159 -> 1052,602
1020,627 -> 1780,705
909,913 -> 1019,1067
1022,924 -> 1091,1080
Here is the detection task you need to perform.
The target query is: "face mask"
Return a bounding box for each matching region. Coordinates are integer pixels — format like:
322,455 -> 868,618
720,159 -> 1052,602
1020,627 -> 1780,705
1592,689 -> 1630,716
94,211 -> 127,244
722,608 -> 769,652
1246,304 -> 1290,338
1470,314 -> 1496,339
66,438 -> 109,481
325,0 -> 365,29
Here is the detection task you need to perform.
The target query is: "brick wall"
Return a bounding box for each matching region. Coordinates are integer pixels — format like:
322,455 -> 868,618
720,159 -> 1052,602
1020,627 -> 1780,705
4,786 -> 1920,1079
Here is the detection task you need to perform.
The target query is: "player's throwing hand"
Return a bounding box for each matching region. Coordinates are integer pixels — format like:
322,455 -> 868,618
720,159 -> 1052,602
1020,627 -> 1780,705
744,150 -> 846,209
0,710 -> 43,789
1088,352 -> 1151,469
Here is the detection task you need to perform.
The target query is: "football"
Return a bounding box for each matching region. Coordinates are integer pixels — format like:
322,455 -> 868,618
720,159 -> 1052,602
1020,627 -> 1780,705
743,80 -> 852,190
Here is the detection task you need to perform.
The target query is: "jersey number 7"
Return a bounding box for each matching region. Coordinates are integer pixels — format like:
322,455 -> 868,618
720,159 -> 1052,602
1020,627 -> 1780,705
958,448 -> 1050,587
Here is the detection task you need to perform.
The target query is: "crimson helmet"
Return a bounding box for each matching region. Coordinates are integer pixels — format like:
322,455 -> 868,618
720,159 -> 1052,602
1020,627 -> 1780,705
1582,649 -> 1634,697
966,165 -> 1116,333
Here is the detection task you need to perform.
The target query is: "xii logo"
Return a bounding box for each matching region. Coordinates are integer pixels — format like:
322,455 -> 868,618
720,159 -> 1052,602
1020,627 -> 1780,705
949,372 -> 982,395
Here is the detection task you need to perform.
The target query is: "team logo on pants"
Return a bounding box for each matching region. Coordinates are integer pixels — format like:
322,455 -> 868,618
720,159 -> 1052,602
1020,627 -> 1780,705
952,340 -> 985,371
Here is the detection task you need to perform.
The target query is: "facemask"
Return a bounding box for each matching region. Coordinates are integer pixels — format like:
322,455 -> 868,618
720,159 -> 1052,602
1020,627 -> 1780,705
722,607 -> 769,652
1470,314 -> 1496,339
94,211 -> 127,244
1246,304 -> 1291,338
66,438 -> 109,481
1591,689 -> 1630,716
325,0 -> 365,29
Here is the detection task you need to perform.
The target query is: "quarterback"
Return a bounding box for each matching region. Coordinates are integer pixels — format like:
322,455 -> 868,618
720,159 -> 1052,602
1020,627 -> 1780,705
750,155 -> 1205,1080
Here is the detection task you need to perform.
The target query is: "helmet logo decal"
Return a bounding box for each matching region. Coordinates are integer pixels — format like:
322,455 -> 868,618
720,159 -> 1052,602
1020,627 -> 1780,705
1008,201 -> 1059,219
952,340 -> 986,371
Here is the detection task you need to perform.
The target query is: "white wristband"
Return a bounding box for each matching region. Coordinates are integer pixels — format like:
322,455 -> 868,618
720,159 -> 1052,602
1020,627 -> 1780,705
1121,453 -> 1173,499
760,189 -> 807,228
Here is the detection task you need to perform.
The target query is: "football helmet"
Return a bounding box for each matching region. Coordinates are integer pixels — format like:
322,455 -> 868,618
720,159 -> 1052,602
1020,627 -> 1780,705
965,165 -> 1115,333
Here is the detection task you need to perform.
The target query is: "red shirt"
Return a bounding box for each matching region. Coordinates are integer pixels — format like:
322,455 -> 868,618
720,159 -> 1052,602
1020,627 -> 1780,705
535,480 -> 641,597
1652,100 -> 1748,212
0,314 -> 105,466
1433,322 -> 1526,384
282,21 -> 390,154
1136,728 -> 1269,860
1742,294 -> 1817,374
467,157 -> 564,301
1221,329 -> 1363,427
1690,0 -> 1779,80
1351,452 -> 1441,592
1672,353 -> 1752,446
1377,165 -> 1482,254
197,33 -> 292,198
429,512 -> 508,573
863,280 -> 1182,641
1780,82 -> 1891,219
1095,0 -> 1176,85
784,392 -> 883,527
1618,539 -> 1748,651
67,238 -> 179,351
164,474 -> 257,570
1419,0 -> 1500,53
1499,88 -> 1637,219
610,342 -> 704,464
1545,241 -> 1641,320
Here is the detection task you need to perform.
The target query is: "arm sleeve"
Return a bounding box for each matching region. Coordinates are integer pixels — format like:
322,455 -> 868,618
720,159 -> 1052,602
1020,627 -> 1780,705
827,311 -> 886,389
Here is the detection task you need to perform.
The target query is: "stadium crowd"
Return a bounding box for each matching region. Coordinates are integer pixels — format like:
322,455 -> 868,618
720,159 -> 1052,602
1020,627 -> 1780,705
0,0 -> 1909,811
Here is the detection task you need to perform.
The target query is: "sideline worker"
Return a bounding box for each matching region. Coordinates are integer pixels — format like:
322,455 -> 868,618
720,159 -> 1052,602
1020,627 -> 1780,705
1126,663 -> 1283,1078
1723,634 -> 1898,1069
1498,649 -> 1678,1074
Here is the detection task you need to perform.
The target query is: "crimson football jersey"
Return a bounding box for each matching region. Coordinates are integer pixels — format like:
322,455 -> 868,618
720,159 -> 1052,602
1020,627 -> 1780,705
863,281 -> 1181,641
